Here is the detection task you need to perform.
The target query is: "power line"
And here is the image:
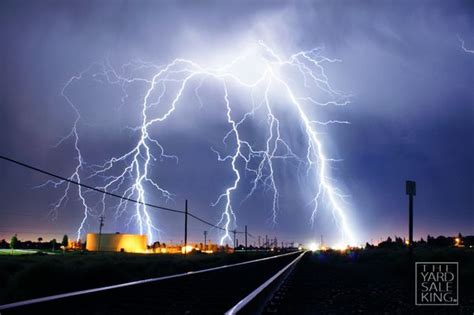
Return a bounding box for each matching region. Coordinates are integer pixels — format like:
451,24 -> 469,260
0,155 -> 246,234
186,212 -> 244,233
0,155 -> 184,214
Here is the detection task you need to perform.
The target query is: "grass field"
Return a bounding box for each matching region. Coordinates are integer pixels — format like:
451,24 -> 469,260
0,250 -> 279,305
0,249 -> 38,256
275,247 -> 474,313
0,249 -> 60,256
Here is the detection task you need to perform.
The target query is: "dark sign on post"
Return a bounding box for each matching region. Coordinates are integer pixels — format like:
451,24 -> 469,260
406,180 -> 416,196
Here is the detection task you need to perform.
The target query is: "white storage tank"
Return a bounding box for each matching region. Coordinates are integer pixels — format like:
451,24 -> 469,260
86,233 -> 147,253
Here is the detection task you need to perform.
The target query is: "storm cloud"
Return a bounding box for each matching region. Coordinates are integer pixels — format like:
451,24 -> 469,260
0,0 -> 473,245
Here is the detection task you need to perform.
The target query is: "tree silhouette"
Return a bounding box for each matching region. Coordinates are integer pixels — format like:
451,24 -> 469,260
152,241 -> 161,252
61,235 -> 69,248
10,234 -> 18,254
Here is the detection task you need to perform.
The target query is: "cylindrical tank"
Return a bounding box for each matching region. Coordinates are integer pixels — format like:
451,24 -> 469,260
86,233 -> 147,253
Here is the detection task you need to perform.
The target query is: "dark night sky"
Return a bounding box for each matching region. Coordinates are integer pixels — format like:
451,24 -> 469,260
0,0 -> 473,246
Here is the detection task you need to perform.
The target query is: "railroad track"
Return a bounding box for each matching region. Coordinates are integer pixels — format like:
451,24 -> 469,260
0,251 -> 306,315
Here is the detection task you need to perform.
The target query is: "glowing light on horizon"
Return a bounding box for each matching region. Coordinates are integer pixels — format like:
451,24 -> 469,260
308,242 -> 318,251
181,245 -> 195,254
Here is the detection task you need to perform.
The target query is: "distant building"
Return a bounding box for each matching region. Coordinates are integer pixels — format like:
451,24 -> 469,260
150,241 -> 231,254
86,233 -> 147,253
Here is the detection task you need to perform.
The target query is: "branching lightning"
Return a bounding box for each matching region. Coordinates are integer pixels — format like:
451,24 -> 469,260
458,35 -> 474,54
44,41 -> 356,246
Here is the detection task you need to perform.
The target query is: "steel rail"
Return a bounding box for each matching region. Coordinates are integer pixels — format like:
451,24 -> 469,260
225,251 -> 307,314
0,251 -> 300,311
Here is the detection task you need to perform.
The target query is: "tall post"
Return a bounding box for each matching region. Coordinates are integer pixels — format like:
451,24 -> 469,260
245,225 -> 248,250
265,235 -> 268,249
98,215 -> 105,252
258,236 -> 261,248
203,230 -> 207,250
184,200 -> 188,255
406,181 -> 416,257
409,195 -> 413,247
232,230 -> 237,249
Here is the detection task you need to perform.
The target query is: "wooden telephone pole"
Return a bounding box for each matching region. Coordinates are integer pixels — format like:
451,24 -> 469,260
184,200 -> 188,255
245,225 -> 248,250
98,215 -> 105,252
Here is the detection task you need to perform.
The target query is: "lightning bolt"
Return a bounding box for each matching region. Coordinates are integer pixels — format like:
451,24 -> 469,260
458,35 -> 474,54
45,41 -> 356,246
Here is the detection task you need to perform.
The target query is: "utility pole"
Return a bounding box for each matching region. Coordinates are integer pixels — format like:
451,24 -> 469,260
258,236 -> 261,248
203,230 -> 207,250
406,181 -> 416,257
184,200 -> 188,255
245,225 -> 248,250
98,215 -> 105,252
265,235 -> 268,249
232,230 -> 237,249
